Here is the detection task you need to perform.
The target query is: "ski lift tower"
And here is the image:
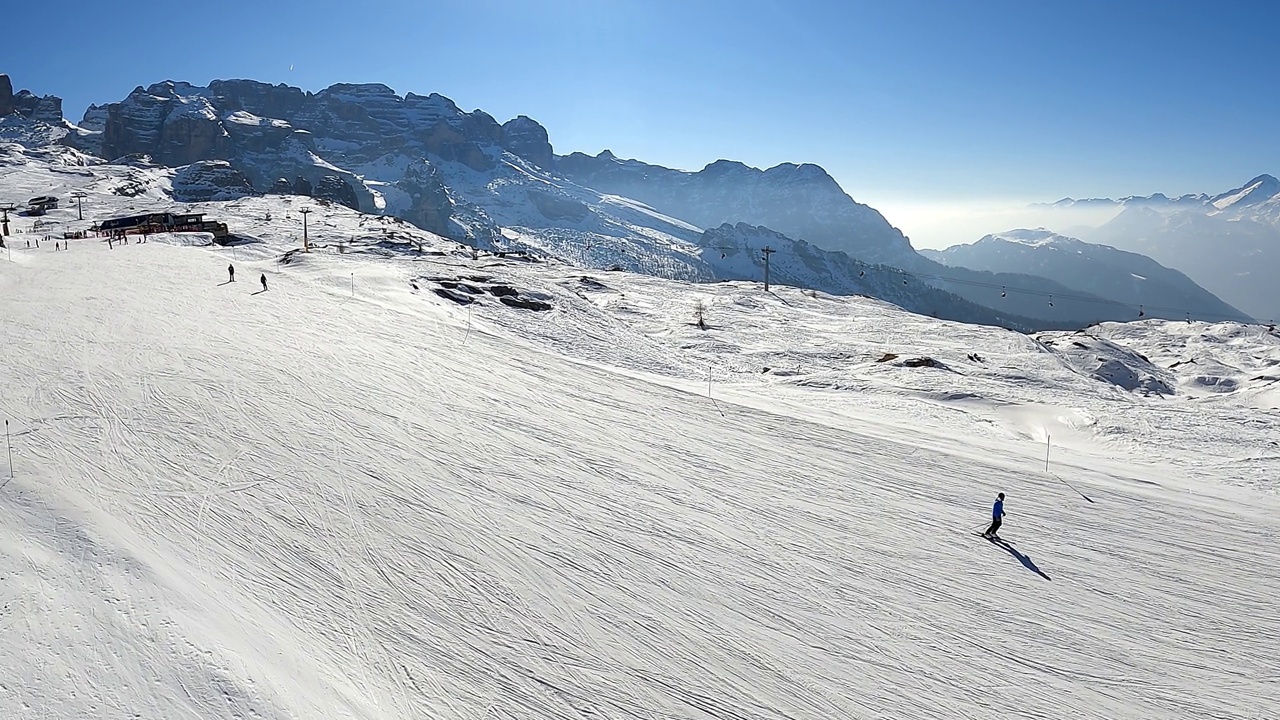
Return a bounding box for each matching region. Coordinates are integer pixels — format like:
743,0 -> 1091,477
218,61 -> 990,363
299,206 -> 312,252
71,191 -> 88,221
0,203 -> 15,237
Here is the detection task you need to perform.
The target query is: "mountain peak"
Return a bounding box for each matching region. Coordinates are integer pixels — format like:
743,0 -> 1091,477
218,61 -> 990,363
701,159 -> 752,174
980,228 -> 1080,248
1211,173 -> 1280,211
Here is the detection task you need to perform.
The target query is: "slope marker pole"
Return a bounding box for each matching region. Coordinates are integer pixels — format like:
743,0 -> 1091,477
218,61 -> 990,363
1043,433 -> 1095,503
3,420 -> 11,488
708,365 -> 725,417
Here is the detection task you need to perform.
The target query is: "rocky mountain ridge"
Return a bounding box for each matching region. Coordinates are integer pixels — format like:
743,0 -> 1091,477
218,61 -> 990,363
0,71 -> 1221,329
557,151 -> 917,267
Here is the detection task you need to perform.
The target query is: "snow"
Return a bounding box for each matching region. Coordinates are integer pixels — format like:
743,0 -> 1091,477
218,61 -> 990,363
983,228 -> 1074,248
1,161 -> 1279,719
224,111 -> 293,129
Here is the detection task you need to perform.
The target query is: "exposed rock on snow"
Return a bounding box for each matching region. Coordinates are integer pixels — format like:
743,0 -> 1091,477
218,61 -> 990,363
171,161 -> 257,202
313,175 -> 359,210
500,115 -> 555,170
0,74 -> 64,124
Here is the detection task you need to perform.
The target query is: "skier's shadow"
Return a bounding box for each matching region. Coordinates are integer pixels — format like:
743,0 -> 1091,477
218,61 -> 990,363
251,289 -> 267,295
991,539 -> 1051,581
218,280 -> 233,286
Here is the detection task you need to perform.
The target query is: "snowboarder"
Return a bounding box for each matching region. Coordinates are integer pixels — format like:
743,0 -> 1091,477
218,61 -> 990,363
260,273 -> 268,292
984,493 -> 1006,539
228,264 -> 235,282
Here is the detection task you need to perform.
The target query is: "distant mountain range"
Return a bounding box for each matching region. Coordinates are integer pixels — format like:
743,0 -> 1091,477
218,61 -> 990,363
0,72 -> 1259,328
1032,175 -> 1280,320
923,229 -> 1249,323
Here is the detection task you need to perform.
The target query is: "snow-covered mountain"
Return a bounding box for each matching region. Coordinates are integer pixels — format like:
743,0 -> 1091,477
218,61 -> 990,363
1046,174 -> 1280,320
557,151 -> 917,266
924,228 -> 1249,323
1038,174 -> 1280,219
1,72 -> 1121,330
5,71 -> 1251,329
1031,191 -> 1211,211
2,150 -> 1280,718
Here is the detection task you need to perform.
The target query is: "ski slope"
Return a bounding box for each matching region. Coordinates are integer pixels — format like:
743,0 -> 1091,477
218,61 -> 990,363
0,205 -> 1278,719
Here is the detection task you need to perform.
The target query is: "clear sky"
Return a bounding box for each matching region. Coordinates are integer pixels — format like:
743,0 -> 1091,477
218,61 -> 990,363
4,0 -> 1277,247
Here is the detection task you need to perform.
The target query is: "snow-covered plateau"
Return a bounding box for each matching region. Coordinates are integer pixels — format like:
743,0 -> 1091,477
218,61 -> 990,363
1,151 -> 1278,719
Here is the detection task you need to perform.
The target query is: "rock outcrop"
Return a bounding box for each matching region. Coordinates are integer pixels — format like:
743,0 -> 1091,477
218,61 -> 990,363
500,116 -> 554,170
0,75 -> 14,116
171,161 -> 258,202
73,79 -> 561,231
0,74 -> 65,125
12,90 -> 63,124
396,159 -> 453,236
314,175 -> 359,210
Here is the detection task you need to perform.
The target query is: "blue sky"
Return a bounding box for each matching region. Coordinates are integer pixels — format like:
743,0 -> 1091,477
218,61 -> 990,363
4,0 -> 1277,246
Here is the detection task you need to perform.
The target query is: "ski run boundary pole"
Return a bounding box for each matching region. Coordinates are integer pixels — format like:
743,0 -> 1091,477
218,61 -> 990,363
707,365 -> 725,417
2,420 -> 12,490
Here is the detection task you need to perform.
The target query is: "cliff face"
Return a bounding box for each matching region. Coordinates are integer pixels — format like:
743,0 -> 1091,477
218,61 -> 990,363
73,79 -> 564,230
0,73 -> 65,124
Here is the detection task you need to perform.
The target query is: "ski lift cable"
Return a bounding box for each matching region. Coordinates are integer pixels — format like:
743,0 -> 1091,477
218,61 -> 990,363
841,257 -> 1267,324
683,240 -> 1268,325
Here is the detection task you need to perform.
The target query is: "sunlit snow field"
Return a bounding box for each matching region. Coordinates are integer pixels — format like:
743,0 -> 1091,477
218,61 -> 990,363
1,156 -> 1278,719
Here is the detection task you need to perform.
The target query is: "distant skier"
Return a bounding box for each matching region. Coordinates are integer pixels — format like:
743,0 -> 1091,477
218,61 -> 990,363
228,263 -> 235,282
260,273 -> 268,292
984,493 -> 1006,539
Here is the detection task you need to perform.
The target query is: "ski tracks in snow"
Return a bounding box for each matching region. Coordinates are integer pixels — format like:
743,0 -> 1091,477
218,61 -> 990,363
0,241 -> 1277,718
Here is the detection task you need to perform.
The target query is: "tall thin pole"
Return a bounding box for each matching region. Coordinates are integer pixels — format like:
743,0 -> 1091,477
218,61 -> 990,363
1045,434 -> 1051,473
300,207 -> 311,252
350,273 -> 354,298
5,420 -> 12,482
762,246 -> 775,292
707,365 -> 725,417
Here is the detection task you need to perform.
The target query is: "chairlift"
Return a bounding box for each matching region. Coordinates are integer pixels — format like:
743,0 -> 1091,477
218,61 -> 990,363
1048,295 -> 1054,307
1000,286 -> 1006,298
859,269 -> 865,277
1138,305 -> 1145,318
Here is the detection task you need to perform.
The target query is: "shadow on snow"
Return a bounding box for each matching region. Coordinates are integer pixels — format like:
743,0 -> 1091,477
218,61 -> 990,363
990,538 -> 1051,581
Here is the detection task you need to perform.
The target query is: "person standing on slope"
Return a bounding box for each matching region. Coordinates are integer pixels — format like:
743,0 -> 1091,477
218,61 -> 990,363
228,263 -> 235,282
260,273 -> 268,292
984,493 -> 1006,539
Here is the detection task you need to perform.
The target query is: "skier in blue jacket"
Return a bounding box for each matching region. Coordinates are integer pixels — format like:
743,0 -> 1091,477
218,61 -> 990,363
984,493 -> 1006,539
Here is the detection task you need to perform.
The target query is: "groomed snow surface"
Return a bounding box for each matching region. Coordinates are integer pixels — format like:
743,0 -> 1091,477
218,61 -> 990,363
1,201 -> 1278,719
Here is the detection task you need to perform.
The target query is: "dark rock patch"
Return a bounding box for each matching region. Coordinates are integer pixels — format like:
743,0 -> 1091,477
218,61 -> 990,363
433,288 -> 474,305
499,296 -> 552,311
